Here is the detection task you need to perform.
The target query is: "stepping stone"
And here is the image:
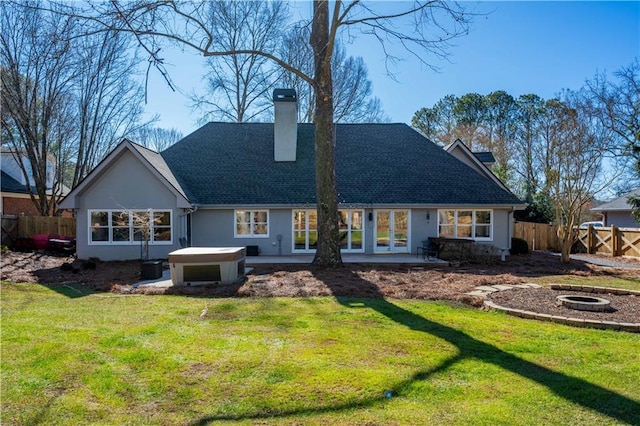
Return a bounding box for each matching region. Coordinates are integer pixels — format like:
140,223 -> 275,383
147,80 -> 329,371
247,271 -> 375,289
493,285 -> 515,291
475,285 -> 498,292
523,283 -> 542,288
466,291 -> 491,298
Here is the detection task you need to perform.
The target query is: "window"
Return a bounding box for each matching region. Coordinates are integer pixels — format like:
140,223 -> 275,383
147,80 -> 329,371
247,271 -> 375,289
89,209 -> 172,245
438,209 -> 492,240
235,210 -> 269,238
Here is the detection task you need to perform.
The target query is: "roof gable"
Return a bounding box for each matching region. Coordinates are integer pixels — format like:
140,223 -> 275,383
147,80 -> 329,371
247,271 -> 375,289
59,139 -> 190,209
444,139 -> 510,193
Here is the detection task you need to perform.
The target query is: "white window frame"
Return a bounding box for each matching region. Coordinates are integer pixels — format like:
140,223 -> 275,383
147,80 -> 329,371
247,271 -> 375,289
292,208 -> 365,253
374,209 -> 411,253
339,209 -> 365,253
88,209 -> 173,245
292,209 -> 317,253
234,210 -> 270,238
437,209 -> 493,241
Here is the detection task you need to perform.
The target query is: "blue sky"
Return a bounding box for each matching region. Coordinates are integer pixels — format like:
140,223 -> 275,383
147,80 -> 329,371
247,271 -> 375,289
142,1 -> 640,136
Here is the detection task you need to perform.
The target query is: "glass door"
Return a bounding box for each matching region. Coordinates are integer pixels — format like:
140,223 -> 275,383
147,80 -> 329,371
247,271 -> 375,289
375,210 -> 409,253
293,209 -> 317,252
338,209 -> 364,252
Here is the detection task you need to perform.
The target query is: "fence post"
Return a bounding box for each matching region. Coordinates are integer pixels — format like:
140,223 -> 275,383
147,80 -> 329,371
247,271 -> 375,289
612,225 -> 618,257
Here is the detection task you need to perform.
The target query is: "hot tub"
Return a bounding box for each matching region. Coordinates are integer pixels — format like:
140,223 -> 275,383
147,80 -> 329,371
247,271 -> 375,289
168,247 -> 246,286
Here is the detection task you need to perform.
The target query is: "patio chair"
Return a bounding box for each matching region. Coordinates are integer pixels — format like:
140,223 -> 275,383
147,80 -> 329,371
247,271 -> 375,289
417,239 -> 438,260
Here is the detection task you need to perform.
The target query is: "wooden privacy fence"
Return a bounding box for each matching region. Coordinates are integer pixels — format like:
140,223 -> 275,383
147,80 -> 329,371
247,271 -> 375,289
515,221 -> 640,259
7,215 -> 77,239
576,226 -> 640,258
513,222 -> 561,252
1,215 -> 19,246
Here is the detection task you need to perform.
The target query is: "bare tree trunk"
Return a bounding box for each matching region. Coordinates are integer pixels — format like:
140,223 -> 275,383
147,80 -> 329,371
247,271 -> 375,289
311,0 -> 341,267
557,225 -> 574,263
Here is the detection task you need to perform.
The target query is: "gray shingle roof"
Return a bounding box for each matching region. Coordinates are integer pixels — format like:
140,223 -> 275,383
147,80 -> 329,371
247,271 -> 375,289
474,152 -> 496,164
592,188 -> 640,212
128,141 -> 189,201
160,122 -> 523,206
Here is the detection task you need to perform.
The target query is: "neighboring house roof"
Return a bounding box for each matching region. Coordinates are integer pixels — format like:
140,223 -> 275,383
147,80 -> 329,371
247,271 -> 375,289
59,139 -> 190,209
592,189 -> 640,212
160,122 -> 523,207
1,170 -> 30,194
0,170 -> 70,196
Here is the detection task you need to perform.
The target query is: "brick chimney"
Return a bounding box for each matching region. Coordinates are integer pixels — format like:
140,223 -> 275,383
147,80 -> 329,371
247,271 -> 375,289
273,89 -> 297,162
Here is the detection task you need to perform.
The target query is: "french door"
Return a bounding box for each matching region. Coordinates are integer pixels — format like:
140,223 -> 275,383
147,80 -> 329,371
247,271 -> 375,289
375,210 -> 409,253
293,209 -> 364,253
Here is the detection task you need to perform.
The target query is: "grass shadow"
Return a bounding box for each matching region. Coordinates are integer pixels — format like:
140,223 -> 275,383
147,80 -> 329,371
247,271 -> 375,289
328,271 -> 640,425
190,266 -> 640,425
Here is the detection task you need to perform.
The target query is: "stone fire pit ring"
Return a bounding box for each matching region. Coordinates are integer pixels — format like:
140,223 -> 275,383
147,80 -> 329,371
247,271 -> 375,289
556,295 -> 612,312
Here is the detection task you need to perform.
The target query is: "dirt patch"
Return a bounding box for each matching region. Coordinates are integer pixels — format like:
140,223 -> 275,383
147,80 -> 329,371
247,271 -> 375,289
0,251 -> 140,291
2,250 -> 639,323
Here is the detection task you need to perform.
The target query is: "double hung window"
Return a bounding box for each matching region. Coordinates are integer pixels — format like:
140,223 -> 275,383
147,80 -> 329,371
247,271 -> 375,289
235,210 -> 269,237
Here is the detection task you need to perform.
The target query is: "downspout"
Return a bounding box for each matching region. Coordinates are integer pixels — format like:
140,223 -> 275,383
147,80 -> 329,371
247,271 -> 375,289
508,207 -> 514,250
179,205 -> 199,246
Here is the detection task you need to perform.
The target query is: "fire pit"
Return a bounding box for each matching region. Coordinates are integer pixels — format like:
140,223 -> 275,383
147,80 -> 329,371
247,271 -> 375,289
556,295 -> 612,312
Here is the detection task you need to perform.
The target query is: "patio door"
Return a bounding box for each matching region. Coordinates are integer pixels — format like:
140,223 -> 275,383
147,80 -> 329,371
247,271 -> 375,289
375,210 -> 409,253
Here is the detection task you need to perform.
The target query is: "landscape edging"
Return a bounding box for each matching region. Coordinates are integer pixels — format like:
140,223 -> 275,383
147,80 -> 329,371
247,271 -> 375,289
483,285 -> 640,333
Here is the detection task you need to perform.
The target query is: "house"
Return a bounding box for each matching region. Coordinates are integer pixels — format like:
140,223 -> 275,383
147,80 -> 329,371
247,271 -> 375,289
59,89 -> 525,261
0,148 -> 66,216
591,189 -> 640,228
444,140 -> 507,192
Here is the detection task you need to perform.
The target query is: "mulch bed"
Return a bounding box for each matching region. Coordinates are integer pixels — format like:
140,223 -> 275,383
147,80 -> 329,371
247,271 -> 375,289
489,287 -> 639,324
2,250 -> 639,325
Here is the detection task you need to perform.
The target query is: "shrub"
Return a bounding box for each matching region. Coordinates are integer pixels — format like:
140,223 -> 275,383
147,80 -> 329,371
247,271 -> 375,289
510,237 -> 529,255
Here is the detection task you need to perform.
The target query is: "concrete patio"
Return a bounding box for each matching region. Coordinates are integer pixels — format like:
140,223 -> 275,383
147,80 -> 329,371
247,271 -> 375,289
134,253 -> 446,288
244,253 -> 447,264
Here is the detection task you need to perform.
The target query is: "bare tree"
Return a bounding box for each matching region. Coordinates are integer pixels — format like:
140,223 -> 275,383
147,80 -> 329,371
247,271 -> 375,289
131,127 -> 183,152
587,59 -> 640,173
51,0 -> 472,267
72,30 -> 148,187
587,59 -> 640,215
278,25 -> 315,123
278,25 -> 387,123
543,91 -> 616,263
2,1 -> 149,214
190,1 -> 288,123
1,1 -> 77,215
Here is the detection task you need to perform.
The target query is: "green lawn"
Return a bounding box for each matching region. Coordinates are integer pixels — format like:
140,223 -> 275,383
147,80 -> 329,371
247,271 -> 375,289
2,282 -> 639,425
